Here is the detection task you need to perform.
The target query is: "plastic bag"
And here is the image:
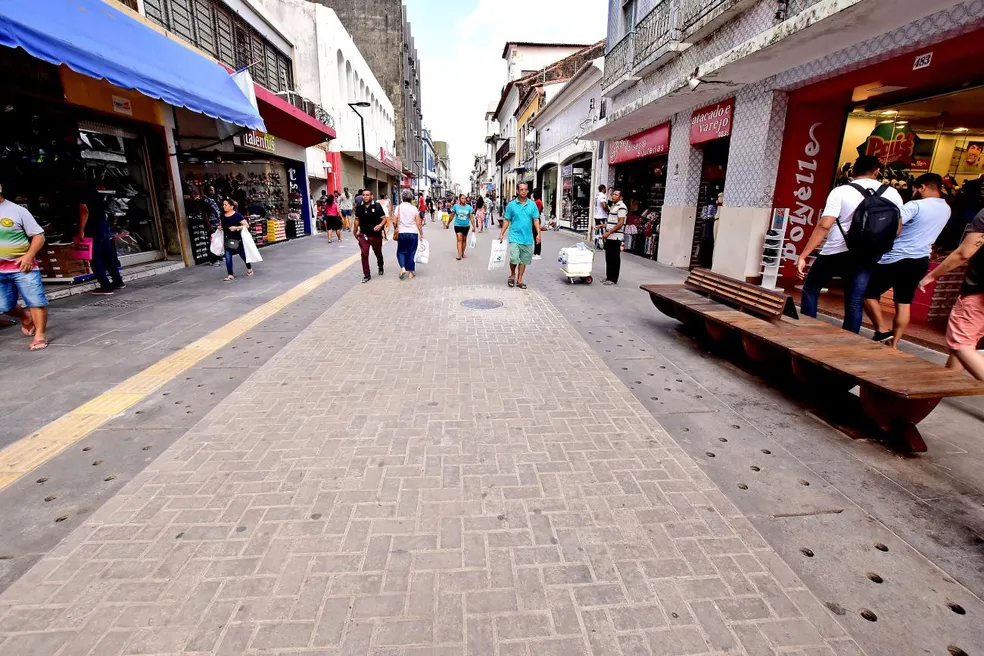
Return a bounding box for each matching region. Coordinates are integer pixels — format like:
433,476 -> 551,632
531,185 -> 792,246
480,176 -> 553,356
70,237 -> 93,261
415,239 -> 430,264
242,229 -> 263,264
209,231 -> 225,256
468,231 -> 477,249
488,239 -> 507,270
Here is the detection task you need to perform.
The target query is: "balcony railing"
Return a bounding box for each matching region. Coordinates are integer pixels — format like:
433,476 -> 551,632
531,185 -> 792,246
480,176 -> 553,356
679,0 -> 739,36
280,91 -> 335,130
601,33 -> 634,89
496,138 -> 516,164
633,0 -> 674,67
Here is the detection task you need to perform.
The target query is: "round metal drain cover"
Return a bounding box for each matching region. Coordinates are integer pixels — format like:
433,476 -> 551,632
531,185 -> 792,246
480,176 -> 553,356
461,298 -> 503,310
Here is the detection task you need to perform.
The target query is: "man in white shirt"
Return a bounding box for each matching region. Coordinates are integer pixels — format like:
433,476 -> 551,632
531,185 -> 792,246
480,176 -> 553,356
863,173 -> 951,347
602,189 -> 627,285
796,155 -> 904,333
594,185 -> 609,249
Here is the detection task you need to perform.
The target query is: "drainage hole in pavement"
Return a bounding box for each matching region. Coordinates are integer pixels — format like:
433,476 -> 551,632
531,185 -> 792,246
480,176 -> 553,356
874,543 -> 889,552
175,532 -> 184,539
865,572 -> 884,584
681,428 -> 690,432
705,452 -> 715,458
859,609 -> 877,622
311,513 -> 322,520
82,446 -> 92,452
675,379 -> 683,383
621,367 -> 628,370
54,516 -> 68,523
44,495 -> 56,502
799,479 -> 811,486
142,446 -> 151,451
235,526 -> 247,533
36,477 -> 48,484
104,476 -> 115,482
92,461 -> 102,466
750,466 -> 761,472
651,396 -> 659,401
948,648 -> 968,656
718,437 -> 727,442
731,424 -> 741,429
737,483 -> 748,490
800,548 -> 814,558
761,449 -> 771,454
0,555 -> 12,560
947,602 -> 966,615
824,602 -> 846,615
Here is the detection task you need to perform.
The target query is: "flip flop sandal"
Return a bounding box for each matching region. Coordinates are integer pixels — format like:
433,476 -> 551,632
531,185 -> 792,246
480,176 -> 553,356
517,282 -> 528,290
507,278 -> 516,288
399,272 -> 407,280
247,270 -> 254,277
30,339 -> 49,351
223,276 -> 235,282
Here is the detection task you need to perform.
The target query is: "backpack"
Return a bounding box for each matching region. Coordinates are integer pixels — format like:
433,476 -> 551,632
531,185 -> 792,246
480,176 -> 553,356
836,183 -> 900,264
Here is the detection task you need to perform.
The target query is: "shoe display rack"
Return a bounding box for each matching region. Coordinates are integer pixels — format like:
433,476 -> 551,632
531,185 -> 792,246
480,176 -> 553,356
760,208 -> 788,291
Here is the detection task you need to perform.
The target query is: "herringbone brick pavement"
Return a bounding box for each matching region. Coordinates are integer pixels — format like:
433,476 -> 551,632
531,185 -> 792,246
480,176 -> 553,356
0,234 -> 862,655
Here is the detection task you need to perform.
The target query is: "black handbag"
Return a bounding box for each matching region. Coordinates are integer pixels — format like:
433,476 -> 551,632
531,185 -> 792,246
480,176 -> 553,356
224,236 -> 242,251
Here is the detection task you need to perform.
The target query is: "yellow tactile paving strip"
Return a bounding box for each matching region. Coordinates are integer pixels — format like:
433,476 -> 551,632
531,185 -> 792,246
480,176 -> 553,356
0,254 -> 358,492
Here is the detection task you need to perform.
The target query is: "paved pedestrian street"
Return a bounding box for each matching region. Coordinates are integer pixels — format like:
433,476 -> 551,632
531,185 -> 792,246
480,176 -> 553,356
0,233 -> 863,655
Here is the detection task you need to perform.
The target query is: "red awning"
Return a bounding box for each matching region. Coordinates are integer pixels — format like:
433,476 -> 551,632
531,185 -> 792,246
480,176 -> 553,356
254,84 -> 335,147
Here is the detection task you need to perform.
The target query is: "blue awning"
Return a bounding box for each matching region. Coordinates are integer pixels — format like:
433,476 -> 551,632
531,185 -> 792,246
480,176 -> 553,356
0,0 -> 265,130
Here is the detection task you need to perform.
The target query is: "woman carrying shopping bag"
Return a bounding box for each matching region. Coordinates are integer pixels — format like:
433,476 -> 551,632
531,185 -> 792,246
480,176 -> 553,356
219,198 -> 253,281
394,189 -> 424,280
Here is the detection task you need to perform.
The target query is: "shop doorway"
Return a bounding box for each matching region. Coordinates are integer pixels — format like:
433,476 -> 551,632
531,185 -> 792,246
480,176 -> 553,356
538,163 -> 558,227
613,156 -> 668,258
561,156 -> 592,233
691,139 -> 730,269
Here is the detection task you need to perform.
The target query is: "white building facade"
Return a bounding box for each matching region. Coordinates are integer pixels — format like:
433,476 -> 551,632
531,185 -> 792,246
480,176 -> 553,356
256,0 -> 398,202
532,59 -> 605,233
590,0 -> 984,278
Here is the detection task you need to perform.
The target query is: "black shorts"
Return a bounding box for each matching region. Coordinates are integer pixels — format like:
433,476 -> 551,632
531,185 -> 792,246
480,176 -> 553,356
454,225 -> 470,236
326,216 -> 342,230
864,256 -> 930,305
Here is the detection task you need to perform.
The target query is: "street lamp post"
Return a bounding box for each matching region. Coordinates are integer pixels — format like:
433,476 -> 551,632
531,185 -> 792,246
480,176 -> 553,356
347,101 -> 371,193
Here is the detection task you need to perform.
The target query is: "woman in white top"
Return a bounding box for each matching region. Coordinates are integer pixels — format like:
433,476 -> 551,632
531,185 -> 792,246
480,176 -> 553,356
394,189 -> 424,279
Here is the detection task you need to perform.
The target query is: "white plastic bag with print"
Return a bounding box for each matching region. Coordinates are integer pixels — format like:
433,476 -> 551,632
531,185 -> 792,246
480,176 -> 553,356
209,231 -> 224,256
488,239 -> 507,270
468,231 -> 477,249
415,239 -> 430,264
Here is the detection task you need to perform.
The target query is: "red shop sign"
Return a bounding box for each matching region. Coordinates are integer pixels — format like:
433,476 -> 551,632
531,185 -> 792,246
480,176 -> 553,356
690,98 -> 734,145
608,122 -> 671,165
772,102 -> 847,280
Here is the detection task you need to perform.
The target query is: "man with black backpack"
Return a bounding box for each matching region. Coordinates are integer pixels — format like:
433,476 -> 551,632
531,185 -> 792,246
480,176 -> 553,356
796,155 -> 903,333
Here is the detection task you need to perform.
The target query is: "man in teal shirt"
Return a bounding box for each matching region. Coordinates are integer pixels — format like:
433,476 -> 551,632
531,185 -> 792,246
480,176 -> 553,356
498,182 -> 541,289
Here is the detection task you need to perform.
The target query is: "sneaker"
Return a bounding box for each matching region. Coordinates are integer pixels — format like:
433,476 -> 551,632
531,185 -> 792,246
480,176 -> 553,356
533,254 -> 542,260
378,267 -> 384,276
91,287 -> 115,295
602,280 -> 617,286
112,282 -> 126,289
362,276 -> 371,284
872,330 -> 893,343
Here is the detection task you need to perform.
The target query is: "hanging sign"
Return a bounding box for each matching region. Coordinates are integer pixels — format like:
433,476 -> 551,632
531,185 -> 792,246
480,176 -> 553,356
690,98 -> 734,145
608,122 -> 671,165
240,129 -> 276,154
857,122 -> 920,169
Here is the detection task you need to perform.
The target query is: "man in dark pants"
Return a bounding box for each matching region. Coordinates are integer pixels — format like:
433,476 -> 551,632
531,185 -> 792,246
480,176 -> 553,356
602,189 -> 627,285
78,185 -> 124,295
353,188 -> 386,283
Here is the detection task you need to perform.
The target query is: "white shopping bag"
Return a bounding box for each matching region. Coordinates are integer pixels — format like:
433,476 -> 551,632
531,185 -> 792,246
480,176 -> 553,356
209,231 -> 224,256
415,239 -> 430,264
242,229 -> 263,264
488,239 -> 508,270
468,231 -> 477,249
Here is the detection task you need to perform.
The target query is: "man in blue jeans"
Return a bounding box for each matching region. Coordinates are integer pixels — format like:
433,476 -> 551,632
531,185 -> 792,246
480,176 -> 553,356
79,186 -> 124,295
795,155 -> 903,333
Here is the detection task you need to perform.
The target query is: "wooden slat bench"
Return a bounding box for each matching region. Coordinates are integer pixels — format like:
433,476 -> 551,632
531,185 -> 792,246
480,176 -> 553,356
642,269 -> 984,452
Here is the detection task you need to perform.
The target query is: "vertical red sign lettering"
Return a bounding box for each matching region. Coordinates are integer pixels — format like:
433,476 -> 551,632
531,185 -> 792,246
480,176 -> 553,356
773,102 -> 846,280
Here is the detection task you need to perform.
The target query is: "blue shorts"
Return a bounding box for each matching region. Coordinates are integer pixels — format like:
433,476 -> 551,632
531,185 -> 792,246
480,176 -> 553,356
0,269 -> 49,313
341,209 -> 353,217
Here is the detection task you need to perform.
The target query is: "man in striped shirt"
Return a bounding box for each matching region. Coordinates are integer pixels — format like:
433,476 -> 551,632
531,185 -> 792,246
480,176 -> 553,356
602,189 -> 627,285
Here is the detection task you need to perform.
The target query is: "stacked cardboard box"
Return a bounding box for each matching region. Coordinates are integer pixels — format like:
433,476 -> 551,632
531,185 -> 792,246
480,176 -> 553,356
266,218 -> 287,243
37,243 -> 91,279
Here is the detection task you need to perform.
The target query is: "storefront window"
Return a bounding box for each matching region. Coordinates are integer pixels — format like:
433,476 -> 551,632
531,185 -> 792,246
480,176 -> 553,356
0,97 -> 165,280
613,157 -> 667,258
561,157 -> 592,233
836,85 -> 984,324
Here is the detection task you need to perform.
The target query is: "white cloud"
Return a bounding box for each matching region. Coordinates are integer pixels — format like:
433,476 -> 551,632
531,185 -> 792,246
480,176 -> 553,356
413,0 -> 607,187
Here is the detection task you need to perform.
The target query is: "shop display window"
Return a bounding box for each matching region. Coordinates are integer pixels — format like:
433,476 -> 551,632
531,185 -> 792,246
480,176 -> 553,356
614,157 -> 667,258
561,157 -> 592,233
0,98 -> 164,280
836,85 -> 984,323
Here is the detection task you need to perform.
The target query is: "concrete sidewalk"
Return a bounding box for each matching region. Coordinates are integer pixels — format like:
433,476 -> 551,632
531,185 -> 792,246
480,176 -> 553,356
0,231 -> 858,655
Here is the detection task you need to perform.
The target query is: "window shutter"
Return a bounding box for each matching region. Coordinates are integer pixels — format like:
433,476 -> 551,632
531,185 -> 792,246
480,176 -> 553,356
167,0 -> 195,44
193,0 -> 217,58
214,7 -> 236,69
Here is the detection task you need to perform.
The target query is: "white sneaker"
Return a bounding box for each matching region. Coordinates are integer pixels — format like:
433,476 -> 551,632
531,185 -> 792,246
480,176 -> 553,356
533,254 -> 542,261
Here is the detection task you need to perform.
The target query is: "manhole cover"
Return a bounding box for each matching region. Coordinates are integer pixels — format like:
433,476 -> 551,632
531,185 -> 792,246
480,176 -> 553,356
461,299 -> 503,310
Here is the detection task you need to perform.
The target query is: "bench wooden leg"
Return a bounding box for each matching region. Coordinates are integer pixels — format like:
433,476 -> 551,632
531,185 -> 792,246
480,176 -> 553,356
790,355 -> 856,394
704,320 -> 736,347
859,386 -> 940,453
742,335 -> 782,364
649,295 -> 677,319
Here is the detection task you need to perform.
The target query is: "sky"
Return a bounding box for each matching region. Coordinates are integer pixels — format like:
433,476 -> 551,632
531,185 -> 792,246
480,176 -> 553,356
404,0 -> 608,187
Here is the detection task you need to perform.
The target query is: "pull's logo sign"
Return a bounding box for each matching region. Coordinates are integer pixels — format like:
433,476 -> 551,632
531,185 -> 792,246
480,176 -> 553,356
860,124 -> 917,168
